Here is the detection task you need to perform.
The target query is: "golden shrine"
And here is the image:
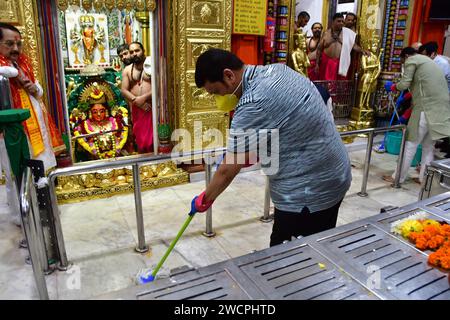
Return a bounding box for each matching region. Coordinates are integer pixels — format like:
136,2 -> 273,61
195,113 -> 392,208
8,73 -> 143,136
1,0 -> 404,201
0,0 -> 236,203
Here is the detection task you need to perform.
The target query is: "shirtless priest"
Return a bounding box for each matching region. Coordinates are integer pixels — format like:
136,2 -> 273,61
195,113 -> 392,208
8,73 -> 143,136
315,13 -> 368,81
121,41 -> 153,153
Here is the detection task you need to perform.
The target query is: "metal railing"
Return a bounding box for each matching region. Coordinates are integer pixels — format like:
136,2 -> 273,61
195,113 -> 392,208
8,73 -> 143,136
34,124 -> 406,280
46,148 -> 225,270
260,124 -> 407,221
20,167 -> 49,300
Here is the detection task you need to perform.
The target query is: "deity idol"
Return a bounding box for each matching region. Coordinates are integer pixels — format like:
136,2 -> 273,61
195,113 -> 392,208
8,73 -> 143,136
79,15 -> 97,64
358,36 -> 383,109
291,31 -> 311,77
73,82 -> 129,160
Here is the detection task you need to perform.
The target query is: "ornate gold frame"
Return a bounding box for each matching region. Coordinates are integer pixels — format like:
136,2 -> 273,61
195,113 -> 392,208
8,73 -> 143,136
56,169 -> 189,204
168,0 -> 232,150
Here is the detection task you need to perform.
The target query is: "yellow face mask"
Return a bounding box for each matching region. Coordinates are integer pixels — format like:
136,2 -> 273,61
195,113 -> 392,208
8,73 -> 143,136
214,78 -> 243,112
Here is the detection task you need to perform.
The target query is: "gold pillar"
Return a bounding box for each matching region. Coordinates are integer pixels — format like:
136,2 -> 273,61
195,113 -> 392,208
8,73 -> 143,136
135,11 -> 151,55
348,0 -> 382,131
168,0 -> 232,151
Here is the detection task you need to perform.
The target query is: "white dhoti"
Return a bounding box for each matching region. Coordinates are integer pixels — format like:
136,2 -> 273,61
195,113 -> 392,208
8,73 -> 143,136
392,112 -> 436,183
338,27 -> 356,77
0,137 -> 21,225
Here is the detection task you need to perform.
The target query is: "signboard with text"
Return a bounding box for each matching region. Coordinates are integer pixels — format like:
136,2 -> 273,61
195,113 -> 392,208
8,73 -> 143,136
233,0 -> 268,36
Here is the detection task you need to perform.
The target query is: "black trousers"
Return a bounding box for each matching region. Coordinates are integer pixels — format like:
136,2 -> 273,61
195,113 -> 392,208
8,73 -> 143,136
269,199 -> 343,247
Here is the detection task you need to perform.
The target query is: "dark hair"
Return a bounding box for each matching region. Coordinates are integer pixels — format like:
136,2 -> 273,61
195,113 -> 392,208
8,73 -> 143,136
195,48 -> 244,88
311,22 -> 323,30
419,41 -> 439,56
0,22 -> 21,41
298,11 -> 310,20
332,12 -> 345,21
117,43 -> 129,55
400,47 -> 417,58
130,41 -> 144,52
345,12 -> 357,20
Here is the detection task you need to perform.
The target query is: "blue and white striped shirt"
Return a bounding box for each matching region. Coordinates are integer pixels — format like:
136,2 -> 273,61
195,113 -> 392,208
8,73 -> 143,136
228,64 -> 352,213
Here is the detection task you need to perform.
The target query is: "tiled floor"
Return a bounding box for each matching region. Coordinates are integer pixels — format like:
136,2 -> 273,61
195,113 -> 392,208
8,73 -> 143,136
0,139 -> 424,299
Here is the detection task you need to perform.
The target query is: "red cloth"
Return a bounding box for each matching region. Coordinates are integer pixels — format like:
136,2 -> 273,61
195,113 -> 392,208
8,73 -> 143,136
131,105 -> 153,153
307,59 -> 319,81
0,54 -> 65,154
0,54 -> 35,112
319,52 -> 348,81
391,83 -> 397,92
402,107 -> 412,120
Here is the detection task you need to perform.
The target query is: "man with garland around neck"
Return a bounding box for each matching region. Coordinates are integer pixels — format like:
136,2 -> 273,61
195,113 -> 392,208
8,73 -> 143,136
121,41 -> 153,153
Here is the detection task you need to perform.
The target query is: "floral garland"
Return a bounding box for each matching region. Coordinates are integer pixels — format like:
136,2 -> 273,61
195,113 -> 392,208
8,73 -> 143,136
74,117 -> 128,159
392,214 -> 450,270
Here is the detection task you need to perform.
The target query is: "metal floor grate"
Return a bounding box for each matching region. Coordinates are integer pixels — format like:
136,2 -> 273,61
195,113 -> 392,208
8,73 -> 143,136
317,224 -> 450,300
236,244 -> 376,300
94,192 -> 450,300
432,199 -> 450,213
137,270 -> 255,300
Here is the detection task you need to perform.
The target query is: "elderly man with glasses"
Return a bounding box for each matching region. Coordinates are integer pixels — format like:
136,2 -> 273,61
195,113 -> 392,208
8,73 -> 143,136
0,22 -> 64,226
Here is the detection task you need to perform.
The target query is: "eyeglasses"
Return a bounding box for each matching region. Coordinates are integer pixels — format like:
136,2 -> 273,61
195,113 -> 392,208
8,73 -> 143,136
0,40 -> 23,48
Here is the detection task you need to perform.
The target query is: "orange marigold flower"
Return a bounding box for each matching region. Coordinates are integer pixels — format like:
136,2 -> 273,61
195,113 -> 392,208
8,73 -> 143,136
433,235 -> 446,247
428,252 -> 439,265
440,257 -> 450,270
416,238 -> 428,250
427,239 -> 439,250
424,225 -> 440,236
409,232 -> 420,242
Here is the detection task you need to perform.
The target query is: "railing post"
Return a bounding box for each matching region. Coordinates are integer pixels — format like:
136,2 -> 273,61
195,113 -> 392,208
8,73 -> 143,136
358,131 -> 374,197
260,176 -> 273,222
20,168 -> 49,300
30,182 -> 53,275
352,72 -> 359,108
133,163 -> 149,253
393,126 -> 407,188
203,157 -> 215,237
48,177 -> 70,271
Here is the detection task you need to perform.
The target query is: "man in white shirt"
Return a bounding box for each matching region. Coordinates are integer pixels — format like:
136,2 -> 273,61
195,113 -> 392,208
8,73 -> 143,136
419,41 -> 450,93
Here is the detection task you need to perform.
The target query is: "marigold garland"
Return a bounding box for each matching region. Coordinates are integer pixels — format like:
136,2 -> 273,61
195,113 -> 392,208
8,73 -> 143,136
393,218 -> 450,270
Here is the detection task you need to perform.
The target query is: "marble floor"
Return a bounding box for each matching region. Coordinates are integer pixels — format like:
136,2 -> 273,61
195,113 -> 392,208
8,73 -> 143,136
0,137 -> 425,300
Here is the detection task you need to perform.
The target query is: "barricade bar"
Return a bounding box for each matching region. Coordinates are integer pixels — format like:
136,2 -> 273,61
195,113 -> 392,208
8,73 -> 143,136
20,168 -> 49,300
45,125 -> 406,270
